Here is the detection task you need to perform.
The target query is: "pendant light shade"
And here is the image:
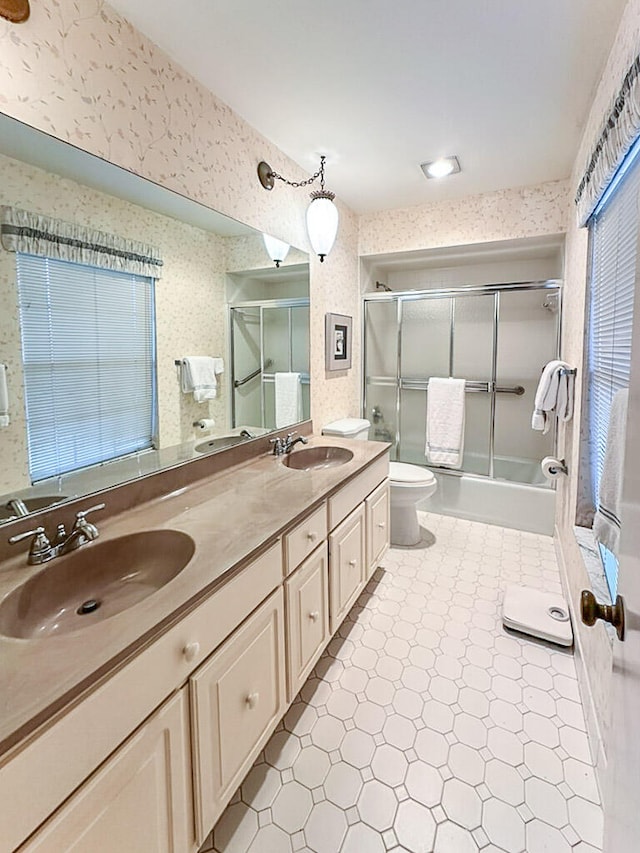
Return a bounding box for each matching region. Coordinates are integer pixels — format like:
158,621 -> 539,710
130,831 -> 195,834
306,191 -> 339,263
262,233 -> 290,268
258,155 -> 339,263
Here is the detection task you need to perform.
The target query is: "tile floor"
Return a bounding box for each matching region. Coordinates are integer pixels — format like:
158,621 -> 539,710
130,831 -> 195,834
201,511 -> 603,853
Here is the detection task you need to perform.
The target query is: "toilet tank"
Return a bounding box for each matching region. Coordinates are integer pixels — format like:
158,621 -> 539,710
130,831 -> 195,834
322,418 -> 371,440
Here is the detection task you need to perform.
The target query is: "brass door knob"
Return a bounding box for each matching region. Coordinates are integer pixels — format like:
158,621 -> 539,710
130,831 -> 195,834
580,590 -> 625,641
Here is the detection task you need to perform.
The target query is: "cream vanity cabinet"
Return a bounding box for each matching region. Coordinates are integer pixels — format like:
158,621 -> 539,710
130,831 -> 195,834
2,451 -> 390,853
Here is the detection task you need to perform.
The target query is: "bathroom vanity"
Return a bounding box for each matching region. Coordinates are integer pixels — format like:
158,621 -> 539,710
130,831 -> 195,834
0,435 -> 390,852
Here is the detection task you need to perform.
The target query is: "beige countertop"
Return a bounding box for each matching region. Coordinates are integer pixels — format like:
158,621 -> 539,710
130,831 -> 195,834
0,435 -> 389,756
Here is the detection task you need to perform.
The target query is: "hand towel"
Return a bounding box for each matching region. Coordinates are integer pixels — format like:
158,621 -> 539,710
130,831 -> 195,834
0,363 -> 8,428
531,360 -> 575,433
593,388 -> 628,557
180,356 -> 221,402
426,377 -> 466,467
275,372 -> 301,428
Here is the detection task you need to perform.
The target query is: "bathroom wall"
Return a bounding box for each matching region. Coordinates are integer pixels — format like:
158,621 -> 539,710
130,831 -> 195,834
554,0 -> 640,784
359,180 -> 570,257
0,0 -> 362,437
0,150 -> 233,494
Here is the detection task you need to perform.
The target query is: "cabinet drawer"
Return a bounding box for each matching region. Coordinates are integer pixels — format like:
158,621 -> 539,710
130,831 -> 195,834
284,502 -> 327,575
0,540 -> 281,853
20,690 -> 193,853
328,453 -> 389,530
366,479 -> 390,579
285,544 -> 329,702
190,587 -> 286,841
329,504 -> 365,633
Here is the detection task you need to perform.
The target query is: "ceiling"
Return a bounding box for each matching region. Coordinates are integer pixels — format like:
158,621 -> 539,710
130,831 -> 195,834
108,0 -> 626,215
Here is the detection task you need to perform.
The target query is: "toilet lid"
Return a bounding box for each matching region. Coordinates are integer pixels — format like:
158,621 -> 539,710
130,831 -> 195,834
389,462 -> 436,485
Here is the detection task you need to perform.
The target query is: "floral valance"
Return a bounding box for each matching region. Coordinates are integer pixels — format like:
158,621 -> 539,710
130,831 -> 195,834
575,54 -> 640,225
0,206 -> 163,279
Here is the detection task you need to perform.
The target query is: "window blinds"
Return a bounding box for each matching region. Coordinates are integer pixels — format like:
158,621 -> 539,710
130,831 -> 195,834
588,145 -> 640,594
16,254 -> 157,482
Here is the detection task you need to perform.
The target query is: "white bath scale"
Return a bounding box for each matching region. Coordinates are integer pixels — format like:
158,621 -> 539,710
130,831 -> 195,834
502,584 -> 573,647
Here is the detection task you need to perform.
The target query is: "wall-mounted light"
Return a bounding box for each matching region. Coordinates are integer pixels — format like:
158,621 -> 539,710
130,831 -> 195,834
257,155 -> 339,262
420,156 -> 461,179
262,234 -> 290,268
0,0 -> 30,22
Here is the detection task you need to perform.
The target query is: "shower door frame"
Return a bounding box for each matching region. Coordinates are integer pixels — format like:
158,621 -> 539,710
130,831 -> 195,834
362,279 -> 563,481
229,297 -> 310,429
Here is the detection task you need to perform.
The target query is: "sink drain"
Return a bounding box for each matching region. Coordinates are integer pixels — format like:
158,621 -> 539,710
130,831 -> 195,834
77,599 -> 101,615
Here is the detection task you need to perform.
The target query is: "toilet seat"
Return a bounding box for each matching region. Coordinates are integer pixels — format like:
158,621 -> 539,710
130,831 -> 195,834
389,462 -> 436,487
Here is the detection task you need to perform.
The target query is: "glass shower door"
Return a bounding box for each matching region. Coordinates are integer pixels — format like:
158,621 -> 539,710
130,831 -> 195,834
363,300 -> 399,454
231,306 -> 262,429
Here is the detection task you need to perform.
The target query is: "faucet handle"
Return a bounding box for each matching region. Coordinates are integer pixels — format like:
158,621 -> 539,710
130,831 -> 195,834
8,526 -> 54,563
75,502 -> 106,521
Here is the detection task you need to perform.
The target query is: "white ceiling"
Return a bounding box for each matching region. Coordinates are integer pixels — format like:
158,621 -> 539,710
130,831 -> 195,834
108,0 -> 626,215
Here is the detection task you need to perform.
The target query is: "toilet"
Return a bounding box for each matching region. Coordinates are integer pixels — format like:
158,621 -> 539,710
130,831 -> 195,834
388,462 -> 437,546
322,419 -> 438,547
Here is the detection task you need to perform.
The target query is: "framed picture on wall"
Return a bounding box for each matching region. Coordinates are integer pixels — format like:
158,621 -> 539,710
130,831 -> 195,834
325,313 -> 352,371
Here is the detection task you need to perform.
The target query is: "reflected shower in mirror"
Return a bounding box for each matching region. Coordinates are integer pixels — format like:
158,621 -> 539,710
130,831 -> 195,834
0,112 -> 310,525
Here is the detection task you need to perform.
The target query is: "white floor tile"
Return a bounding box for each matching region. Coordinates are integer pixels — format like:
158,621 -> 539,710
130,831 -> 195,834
207,512 -> 602,853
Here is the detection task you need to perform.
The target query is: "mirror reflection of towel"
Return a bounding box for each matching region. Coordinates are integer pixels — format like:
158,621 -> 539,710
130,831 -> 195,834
0,363 -> 8,428
275,372 -> 301,428
180,356 -> 223,402
593,388 -> 628,557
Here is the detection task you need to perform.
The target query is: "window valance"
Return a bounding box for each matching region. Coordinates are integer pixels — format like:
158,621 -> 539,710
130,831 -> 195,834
575,54 -> 640,226
0,206 -> 163,279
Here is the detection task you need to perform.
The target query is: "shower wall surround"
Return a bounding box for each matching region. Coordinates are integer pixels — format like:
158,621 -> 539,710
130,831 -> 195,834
0,0 -> 361,431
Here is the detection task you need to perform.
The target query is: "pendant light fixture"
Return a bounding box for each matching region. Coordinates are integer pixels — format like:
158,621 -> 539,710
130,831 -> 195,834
262,233 -> 290,268
257,155 -> 339,262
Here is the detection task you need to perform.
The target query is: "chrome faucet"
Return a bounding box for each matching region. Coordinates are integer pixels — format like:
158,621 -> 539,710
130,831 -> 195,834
8,503 -> 105,565
270,431 -> 309,456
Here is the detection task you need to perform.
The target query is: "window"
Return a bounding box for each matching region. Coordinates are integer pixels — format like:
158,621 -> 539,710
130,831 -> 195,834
16,254 -> 157,482
587,139 -> 640,596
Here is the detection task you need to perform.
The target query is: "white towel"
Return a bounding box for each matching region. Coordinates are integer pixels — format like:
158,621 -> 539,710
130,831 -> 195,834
593,388 -> 628,557
531,360 -> 575,433
0,363 -> 8,428
180,356 -> 223,402
426,377 -> 466,468
275,372 -> 301,428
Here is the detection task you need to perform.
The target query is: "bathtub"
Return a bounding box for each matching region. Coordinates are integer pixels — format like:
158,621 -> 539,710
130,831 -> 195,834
419,455 -> 556,535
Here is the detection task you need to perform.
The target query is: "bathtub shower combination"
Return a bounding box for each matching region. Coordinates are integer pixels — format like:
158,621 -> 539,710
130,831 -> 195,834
363,281 -> 562,534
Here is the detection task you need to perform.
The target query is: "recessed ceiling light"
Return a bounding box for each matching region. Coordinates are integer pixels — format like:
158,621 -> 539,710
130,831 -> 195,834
420,156 -> 461,179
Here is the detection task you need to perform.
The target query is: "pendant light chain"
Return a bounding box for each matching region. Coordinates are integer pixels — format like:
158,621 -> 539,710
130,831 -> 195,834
269,155 -> 326,189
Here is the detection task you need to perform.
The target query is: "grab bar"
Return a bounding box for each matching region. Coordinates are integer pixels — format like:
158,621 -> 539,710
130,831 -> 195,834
234,359 -> 273,388
392,378 -> 525,396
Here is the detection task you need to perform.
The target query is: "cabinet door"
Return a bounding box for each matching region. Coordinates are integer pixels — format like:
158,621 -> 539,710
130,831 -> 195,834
190,587 -> 286,841
329,504 -> 365,633
20,690 -> 193,853
366,479 -> 390,579
285,543 -> 329,701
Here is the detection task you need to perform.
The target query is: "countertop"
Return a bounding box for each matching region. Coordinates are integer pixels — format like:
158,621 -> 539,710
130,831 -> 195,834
0,435 -> 389,756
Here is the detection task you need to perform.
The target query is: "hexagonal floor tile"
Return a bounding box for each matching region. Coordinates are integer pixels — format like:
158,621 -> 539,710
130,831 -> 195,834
357,779 -> 398,832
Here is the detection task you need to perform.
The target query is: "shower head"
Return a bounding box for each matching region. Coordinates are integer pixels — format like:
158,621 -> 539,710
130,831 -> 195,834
375,281 -> 392,292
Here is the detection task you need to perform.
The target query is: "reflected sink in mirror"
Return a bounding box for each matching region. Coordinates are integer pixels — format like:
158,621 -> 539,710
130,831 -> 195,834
0,529 -> 195,639
283,446 -> 354,471
195,435 -> 246,454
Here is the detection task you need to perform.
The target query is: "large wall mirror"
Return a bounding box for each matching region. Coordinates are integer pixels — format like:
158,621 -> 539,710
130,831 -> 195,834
0,112 -> 310,526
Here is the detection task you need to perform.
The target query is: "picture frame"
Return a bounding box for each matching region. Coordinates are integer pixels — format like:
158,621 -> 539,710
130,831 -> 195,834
325,312 -> 352,371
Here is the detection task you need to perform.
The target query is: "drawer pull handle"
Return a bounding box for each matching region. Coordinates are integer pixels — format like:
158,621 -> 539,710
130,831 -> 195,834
306,531 -> 318,542
246,692 -> 260,710
377,522 -> 386,529
349,559 -> 357,568
309,610 -> 319,622
183,642 -> 200,662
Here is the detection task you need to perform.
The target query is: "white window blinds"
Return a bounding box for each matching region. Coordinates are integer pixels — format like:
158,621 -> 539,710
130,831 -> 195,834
587,144 -> 640,595
16,254 -> 157,482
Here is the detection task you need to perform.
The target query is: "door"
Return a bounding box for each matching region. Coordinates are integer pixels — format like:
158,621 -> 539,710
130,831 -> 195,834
603,282 -> 640,851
